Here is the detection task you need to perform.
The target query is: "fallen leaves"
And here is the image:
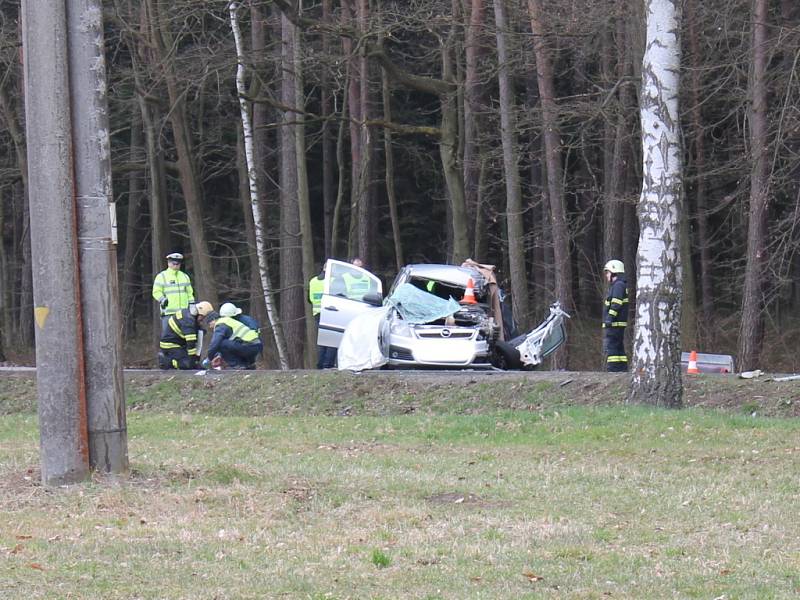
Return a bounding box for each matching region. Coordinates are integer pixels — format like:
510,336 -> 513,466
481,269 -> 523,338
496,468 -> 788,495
523,571 -> 545,583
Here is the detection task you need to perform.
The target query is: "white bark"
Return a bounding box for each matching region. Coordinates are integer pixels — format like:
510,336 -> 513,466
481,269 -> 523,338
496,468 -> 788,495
629,0 -> 683,407
229,1 -> 289,370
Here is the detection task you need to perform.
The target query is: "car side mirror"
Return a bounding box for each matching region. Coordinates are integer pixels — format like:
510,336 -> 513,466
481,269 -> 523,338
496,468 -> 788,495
362,292 -> 383,306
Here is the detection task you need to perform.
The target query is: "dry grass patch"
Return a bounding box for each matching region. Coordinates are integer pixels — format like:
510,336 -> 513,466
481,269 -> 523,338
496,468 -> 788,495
2,407 -> 800,598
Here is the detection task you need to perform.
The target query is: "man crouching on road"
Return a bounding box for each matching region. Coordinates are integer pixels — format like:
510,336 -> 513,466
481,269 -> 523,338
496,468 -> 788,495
158,301 -> 214,370
203,310 -> 263,370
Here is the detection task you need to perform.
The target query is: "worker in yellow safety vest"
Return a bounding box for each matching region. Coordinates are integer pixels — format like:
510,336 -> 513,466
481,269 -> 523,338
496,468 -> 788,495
204,311 -> 263,370
153,252 -> 195,325
342,257 -> 372,300
309,266 -> 337,368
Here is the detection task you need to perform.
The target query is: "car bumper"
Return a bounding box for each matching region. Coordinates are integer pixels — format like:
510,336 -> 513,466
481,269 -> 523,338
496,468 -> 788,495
386,336 -> 491,368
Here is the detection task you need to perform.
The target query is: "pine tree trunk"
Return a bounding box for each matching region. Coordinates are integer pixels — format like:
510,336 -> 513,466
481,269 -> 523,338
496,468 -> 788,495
737,0 -> 769,371
381,68 -> 405,271
280,11 -> 305,368
291,1 -> 317,367
17,183 -> 33,349
122,109 -> 144,336
527,0 -> 573,367
463,0 -> 485,257
321,0 -> 336,258
493,0 -> 529,328
686,0 -> 714,344
148,0 -> 218,307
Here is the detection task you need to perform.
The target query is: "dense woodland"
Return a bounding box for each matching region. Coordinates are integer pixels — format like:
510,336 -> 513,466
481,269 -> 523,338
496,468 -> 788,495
0,0 -> 799,370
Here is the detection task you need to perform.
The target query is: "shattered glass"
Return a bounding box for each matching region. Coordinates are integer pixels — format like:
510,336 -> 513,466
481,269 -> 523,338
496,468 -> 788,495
386,283 -> 462,324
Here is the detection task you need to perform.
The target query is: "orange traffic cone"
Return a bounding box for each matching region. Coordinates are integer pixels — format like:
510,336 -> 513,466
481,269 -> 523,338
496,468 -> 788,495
687,350 -> 700,374
461,278 -> 477,304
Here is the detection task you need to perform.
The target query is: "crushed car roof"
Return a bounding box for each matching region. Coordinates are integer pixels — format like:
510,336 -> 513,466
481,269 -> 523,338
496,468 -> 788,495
403,263 -> 484,287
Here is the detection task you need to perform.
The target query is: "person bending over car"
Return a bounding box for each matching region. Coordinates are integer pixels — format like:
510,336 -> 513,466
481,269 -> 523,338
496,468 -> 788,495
158,301 -> 214,370
203,311 -> 263,370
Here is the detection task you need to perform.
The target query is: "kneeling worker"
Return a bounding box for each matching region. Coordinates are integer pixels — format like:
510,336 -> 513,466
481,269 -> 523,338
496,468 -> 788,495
158,300 -> 214,369
204,310 -> 263,369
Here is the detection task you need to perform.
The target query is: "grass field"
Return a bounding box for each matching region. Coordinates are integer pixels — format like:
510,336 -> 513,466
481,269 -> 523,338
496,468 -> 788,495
1,372 -> 800,599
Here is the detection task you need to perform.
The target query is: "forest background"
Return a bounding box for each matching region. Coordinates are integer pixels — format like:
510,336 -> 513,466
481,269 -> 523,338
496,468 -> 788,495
0,0 -> 798,371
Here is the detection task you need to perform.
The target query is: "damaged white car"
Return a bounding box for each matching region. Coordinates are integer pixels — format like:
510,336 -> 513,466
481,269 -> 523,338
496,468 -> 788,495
317,259 -> 569,371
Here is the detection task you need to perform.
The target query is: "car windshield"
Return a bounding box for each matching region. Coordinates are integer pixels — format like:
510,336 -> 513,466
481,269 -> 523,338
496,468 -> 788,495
405,276 -> 467,303
386,283 -> 461,324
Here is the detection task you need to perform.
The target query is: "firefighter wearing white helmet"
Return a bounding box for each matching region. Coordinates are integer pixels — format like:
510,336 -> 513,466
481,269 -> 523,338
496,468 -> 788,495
220,302 -> 261,335
603,259 -> 629,372
152,251 -> 195,323
203,303 -> 263,370
158,300 -> 214,370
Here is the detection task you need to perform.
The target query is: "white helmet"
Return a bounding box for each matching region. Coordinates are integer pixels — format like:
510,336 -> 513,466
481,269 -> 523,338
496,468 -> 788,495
165,252 -> 184,261
219,302 -> 242,318
604,259 -> 625,274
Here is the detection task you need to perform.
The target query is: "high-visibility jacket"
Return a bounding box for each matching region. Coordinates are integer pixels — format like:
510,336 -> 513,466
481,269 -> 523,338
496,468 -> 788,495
159,309 -> 200,356
342,272 -> 371,300
603,276 -> 629,328
308,276 -> 324,316
207,316 -> 260,359
152,268 -> 194,316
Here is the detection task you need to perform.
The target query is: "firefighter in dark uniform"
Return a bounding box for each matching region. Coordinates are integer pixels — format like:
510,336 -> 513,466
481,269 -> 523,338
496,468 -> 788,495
602,260 -> 629,372
158,300 -> 214,370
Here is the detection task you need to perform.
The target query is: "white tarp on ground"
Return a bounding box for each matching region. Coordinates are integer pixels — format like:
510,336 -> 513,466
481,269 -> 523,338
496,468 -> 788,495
337,306 -> 390,372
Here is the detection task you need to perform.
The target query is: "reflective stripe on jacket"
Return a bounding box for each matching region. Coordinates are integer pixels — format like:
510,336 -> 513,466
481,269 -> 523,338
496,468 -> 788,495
207,316 -> 260,360
603,276 -> 629,328
152,269 -> 195,315
159,309 -> 199,356
309,276 -> 324,316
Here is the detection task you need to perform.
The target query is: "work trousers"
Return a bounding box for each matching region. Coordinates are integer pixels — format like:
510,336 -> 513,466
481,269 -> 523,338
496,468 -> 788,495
158,348 -> 196,370
603,328 -> 628,372
218,339 -> 262,368
314,314 -> 337,369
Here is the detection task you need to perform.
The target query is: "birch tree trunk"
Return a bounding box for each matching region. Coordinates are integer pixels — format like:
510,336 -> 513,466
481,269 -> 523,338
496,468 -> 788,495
628,0 -> 683,408
493,0 -> 529,328
737,0 -> 770,371
229,1 -> 289,370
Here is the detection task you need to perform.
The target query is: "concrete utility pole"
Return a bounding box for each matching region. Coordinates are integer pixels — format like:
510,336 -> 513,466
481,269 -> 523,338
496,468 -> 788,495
21,0 -> 128,485
67,0 -> 128,474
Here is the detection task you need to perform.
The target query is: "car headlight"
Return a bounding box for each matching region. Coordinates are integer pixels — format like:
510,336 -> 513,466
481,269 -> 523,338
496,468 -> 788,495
389,318 -> 412,337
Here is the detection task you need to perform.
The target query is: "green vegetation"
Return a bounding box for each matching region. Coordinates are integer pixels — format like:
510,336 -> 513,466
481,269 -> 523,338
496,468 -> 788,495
1,371 -> 799,598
